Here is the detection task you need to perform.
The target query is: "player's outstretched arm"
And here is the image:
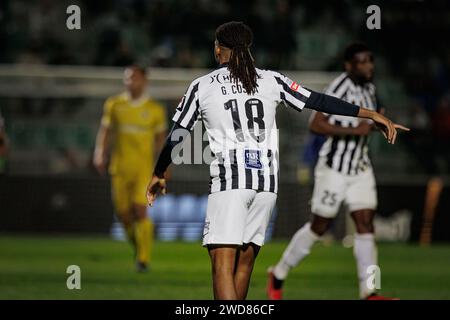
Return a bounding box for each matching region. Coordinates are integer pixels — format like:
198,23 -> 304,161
304,91 -> 409,144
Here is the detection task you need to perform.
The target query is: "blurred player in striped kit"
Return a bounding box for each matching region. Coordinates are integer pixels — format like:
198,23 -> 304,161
267,43 -> 398,300
93,66 -> 167,272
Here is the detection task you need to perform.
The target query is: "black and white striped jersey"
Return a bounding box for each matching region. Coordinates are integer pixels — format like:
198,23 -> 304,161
318,72 -> 380,175
172,66 -> 312,194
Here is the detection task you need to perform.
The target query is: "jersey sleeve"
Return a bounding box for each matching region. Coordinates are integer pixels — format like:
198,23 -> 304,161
100,98 -> 115,128
172,80 -> 201,131
320,84 -> 336,116
321,75 -> 349,115
153,103 -> 168,133
273,72 -> 312,112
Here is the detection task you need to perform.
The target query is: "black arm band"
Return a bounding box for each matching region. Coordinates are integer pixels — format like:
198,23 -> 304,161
305,91 -> 360,117
153,122 -> 189,178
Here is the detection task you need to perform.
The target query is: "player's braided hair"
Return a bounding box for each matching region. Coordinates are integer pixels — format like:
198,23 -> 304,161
215,21 -> 259,95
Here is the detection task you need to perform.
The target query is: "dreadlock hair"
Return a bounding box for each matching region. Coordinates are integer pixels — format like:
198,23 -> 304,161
215,21 -> 259,95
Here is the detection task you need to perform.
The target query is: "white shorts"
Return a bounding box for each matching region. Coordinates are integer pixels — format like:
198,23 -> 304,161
311,161 -> 377,218
202,189 -> 277,247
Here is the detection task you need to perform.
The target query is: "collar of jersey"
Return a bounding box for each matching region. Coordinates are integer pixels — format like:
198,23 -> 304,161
217,63 -> 229,69
123,92 -> 149,107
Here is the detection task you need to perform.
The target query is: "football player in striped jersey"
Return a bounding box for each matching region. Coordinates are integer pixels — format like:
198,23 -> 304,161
267,43 -> 398,300
147,24 -> 408,300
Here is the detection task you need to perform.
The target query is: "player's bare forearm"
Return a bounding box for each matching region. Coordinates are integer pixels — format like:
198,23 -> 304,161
310,112 -> 359,136
94,127 -> 103,153
357,107 -> 410,144
357,107 -> 377,120
93,125 -> 111,174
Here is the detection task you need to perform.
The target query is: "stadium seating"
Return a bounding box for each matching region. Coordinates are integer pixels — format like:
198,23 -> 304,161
110,193 -> 279,242
149,194 -> 179,241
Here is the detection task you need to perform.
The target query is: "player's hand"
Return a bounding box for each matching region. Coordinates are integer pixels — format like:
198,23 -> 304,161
371,112 -> 410,144
146,175 -> 167,206
354,121 -> 373,136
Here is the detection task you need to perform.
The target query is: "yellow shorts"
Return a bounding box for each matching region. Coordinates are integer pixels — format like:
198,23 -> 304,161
111,172 -> 149,215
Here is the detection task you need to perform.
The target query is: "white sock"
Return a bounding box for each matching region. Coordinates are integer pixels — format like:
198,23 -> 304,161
353,233 -> 378,298
273,222 -> 319,280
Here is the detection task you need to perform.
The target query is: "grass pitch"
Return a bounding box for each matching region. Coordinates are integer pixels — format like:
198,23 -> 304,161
1,235 -> 449,299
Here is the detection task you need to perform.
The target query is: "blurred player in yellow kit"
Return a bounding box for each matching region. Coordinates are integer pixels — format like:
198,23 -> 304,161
94,65 -> 167,272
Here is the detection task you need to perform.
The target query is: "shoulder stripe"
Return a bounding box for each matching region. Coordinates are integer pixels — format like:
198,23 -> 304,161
178,82 -> 199,123
186,99 -> 200,129
275,76 -> 309,103
331,75 -> 349,94
280,92 -> 302,110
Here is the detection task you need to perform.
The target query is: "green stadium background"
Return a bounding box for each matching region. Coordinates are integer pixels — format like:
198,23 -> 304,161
1,0 -> 450,300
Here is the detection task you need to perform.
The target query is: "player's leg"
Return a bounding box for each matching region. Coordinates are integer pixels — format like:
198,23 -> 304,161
347,170 -> 379,299
111,175 -> 135,247
208,245 -> 239,299
268,215 -> 330,299
233,243 -> 260,300
236,191 -> 276,299
203,189 -> 255,300
351,209 -> 375,233
351,209 -> 378,299
268,165 -> 345,299
133,204 -> 153,271
132,174 -> 155,272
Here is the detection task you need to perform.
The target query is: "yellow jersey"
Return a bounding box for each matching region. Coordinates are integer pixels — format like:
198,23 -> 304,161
101,92 -> 167,176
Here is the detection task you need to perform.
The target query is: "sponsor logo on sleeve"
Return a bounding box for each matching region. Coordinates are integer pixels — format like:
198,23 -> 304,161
290,82 -> 300,91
